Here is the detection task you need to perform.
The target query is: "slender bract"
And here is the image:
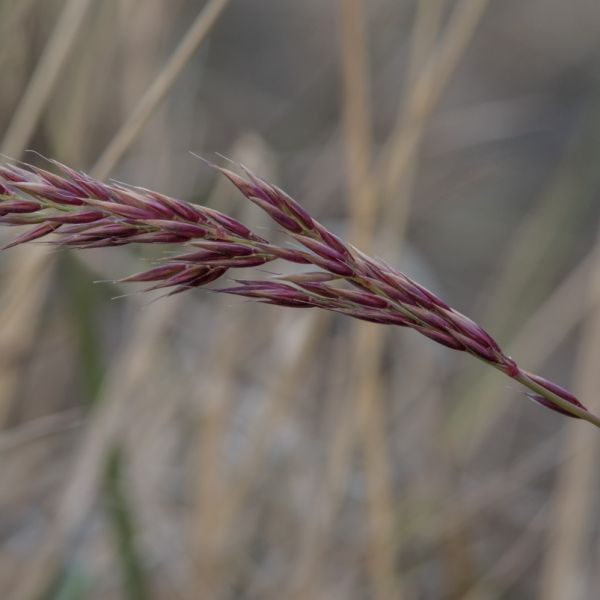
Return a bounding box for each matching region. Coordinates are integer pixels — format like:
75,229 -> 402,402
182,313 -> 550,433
0,158 -> 597,427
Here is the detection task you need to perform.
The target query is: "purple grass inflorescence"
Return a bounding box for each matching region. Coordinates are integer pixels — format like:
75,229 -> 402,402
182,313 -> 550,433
1,158 -> 598,428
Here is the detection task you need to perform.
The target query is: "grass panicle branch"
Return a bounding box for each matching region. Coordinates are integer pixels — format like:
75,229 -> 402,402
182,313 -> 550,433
1,158 -> 598,428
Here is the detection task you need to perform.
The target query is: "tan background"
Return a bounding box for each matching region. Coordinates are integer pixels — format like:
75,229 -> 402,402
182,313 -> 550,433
1,0 -> 600,598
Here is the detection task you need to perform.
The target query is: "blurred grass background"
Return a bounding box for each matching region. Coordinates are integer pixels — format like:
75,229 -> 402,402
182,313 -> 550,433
2,0 -> 600,598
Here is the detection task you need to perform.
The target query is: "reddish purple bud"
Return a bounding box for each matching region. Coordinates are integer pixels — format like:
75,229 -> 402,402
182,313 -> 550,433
190,240 -> 254,256
366,269 -> 429,306
409,306 -> 451,332
123,187 -> 178,218
245,193 -> 304,233
497,356 -> 520,377
142,219 -> 208,238
278,272 -> 341,284
73,178 -> 113,201
59,221 -> 104,235
312,223 -> 352,258
238,167 -> 280,206
414,326 -> 465,351
405,276 -> 451,310
444,310 -> 501,352
202,207 -> 254,237
0,164 -> 35,183
169,249 -> 223,262
242,177 -> 317,230
83,198 -> 150,220
2,222 -> 58,249
365,278 -> 418,307
63,234 -> 132,249
401,285 -> 438,309
173,254 -> 270,269
369,264 -> 439,309
120,264 -> 186,283
55,168 -> 113,201
221,282 -> 313,307
78,223 -> 138,238
307,254 -> 354,276
31,166 -> 85,196
293,234 -> 347,263
216,167 -> 260,200
260,245 -> 312,264
351,312 -> 392,325
455,334 -> 498,363
261,298 -> 315,308
140,196 -> 176,218
146,191 -> 204,222
58,227 -> 138,248
172,252 -> 268,268
340,309 -> 410,327
124,232 -> 188,244
190,266 -> 228,287
0,215 -> 44,225
217,285 -> 265,297
143,266 -> 210,291
0,200 -> 41,214
52,161 -> 91,188
205,256 -> 269,268
274,186 -> 314,229
326,286 -> 389,309
240,174 -> 314,242
228,168 -> 319,240
525,394 -> 582,419
51,164 -> 107,199
161,267 -> 229,295
295,281 -> 339,299
525,373 -> 587,410
379,313 -> 412,327
46,210 -> 104,224
9,182 -> 82,205
227,280 -> 276,292
357,257 -> 394,282
61,237 -> 131,249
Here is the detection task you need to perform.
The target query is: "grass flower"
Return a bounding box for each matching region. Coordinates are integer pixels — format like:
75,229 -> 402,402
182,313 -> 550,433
1,158 -> 598,427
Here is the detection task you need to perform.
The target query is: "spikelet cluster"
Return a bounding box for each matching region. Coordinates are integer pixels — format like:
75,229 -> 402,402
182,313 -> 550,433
0,158 -> 596,426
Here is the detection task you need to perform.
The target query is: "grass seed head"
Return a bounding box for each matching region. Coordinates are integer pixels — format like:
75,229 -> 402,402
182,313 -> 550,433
0,157 -> 596,425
